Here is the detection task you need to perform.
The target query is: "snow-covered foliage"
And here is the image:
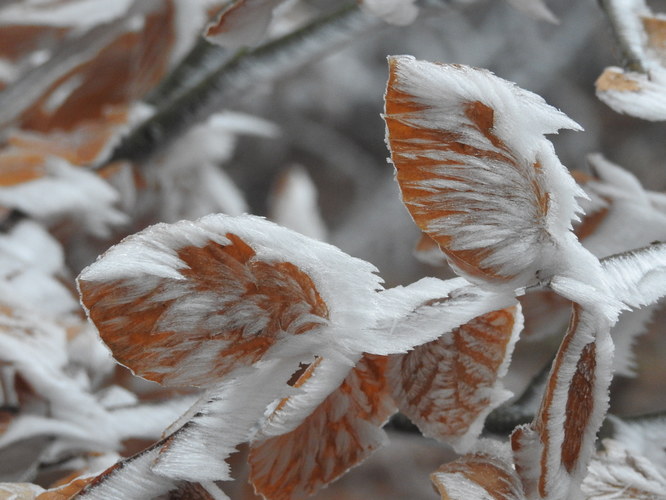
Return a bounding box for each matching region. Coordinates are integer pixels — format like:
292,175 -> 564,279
0,1 -> 665,499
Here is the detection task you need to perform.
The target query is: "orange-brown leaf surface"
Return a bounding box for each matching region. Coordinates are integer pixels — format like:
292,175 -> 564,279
248,355 -> 396,500
384,56 -> 583,290
79,230 -> 329,388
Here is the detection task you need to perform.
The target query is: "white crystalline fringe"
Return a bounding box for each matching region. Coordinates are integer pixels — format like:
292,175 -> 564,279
152,359 -> 300,482
0,158 -> 127,237
385,56 -> 597,294
601,243 -> 666,309
368,277 -> 517,355
596,68 -> 666,121
581,439 -> 666,499
609,416 -> 666,469
257,355 -> 358,438
75,443 -> 178,499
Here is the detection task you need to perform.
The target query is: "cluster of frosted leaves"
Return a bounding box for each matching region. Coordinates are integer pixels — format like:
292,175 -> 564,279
383,56 -> 666,500
525,155 -> 666,373
388,304 -> 523,452
0,0 -> 171,236
595,0 -> 666,121
0,220 -> 194,495
581,439 -> 666,499
0,0 -> 266,236
72,212 -> 536,499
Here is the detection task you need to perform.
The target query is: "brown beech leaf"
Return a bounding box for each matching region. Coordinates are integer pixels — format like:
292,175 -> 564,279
78,216 -> 332,388
431,446 -> 526,500
511,304 -> 613,500
248,354 -> 396,500
389,306 -> 522,452
384,55 -> 586,291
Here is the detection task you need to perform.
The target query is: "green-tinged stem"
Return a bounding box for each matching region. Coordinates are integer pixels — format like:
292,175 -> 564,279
99,2 -> 375,168
145,37 -> 230,107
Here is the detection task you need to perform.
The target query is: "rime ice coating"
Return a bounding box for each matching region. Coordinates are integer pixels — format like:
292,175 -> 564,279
384,55 -> 600,297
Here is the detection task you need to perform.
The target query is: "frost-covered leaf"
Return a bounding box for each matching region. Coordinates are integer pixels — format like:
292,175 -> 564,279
389,305 -> 522,452
248,355 -> 395,500
0,158 -> 127,237
596,67 -> 666,121
78,214 -> 383,388
0,220 -> 77,315
608,414 -> 666,469
6,105 -> 135,167
511,305 -> 613,500
150,111 -> 277,222
596,1 -> 666,120
430,441 -> 526,500
575,154 -> 666,259
581,439 -> 666,500
601,243 -> 666,309
0,1 -> 174,134
384,56 -> 593,292
370,277 -> 517,355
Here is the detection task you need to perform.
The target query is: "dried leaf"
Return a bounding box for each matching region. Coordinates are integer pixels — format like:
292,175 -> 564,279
511,304 -> 613,500
249,355 -> 395,500
77,214 -> 385,388
389,305 -> 522,452
581,439 -> 666,500
431,442 -> 526,500
384,56 -> 588,292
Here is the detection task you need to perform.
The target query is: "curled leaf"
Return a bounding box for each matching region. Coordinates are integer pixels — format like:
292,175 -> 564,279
384,55 -> 586,291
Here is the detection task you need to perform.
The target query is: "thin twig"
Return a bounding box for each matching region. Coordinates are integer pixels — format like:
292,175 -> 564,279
99,2 -> 378,169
